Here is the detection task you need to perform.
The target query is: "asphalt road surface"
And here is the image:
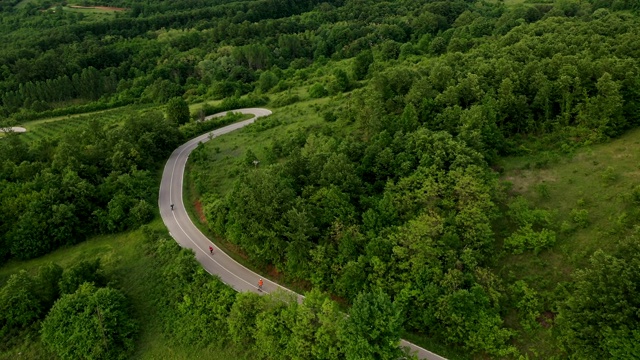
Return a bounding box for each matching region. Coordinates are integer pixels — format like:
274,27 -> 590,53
159,108 -> 448,360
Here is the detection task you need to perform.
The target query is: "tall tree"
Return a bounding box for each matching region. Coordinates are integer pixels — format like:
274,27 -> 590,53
165,97 -> 190,126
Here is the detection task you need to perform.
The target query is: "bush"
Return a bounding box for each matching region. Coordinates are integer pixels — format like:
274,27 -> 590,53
41,284 -> 137,360
166,97 -> 190,125
58,259 -> 106,295
510,281 -> 542,332
308,83 -> 328,98
129,199 -> 155,227
504,224 -> 556,254
570,208 -> 590,228
0,271 -> 43,333
630,185 -> 640,204
271,94 -> 300,107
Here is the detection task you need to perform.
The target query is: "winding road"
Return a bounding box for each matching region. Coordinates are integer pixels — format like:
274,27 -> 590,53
159,108 -> 447,360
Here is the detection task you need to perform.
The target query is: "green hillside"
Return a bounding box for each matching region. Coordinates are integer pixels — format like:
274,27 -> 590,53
1,0 -> 640,358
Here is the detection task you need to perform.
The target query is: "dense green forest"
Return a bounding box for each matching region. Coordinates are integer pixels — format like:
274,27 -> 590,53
1,0 -> 640,358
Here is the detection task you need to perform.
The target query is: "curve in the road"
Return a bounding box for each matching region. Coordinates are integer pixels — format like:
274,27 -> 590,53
159,108 -> 447,360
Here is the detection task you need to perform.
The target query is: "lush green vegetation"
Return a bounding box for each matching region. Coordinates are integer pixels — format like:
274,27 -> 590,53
1,0 -> 640,358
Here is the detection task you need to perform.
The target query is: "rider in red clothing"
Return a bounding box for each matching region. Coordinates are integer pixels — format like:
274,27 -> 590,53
258,278 -> 263,291
209,246 -> 214,254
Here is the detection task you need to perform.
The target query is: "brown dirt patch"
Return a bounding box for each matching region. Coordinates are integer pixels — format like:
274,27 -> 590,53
193,199 -> 207,224
537,311 -> 556,329
503,169 -> 557,193
68,5 -> 126,11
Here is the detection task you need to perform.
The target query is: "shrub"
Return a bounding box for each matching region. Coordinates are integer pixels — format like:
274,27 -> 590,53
570,208 -> 590,228
165,97 -> 190,125
41,284 -> 137,360
271,94 -> 300,107
0,271 -> 43,333
504,224 -> 556,254
58,259 -> 106,295
308,83 -> 328,98
510,281 -> 542,332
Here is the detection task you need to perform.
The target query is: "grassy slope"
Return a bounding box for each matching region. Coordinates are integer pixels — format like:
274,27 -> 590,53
496,127 -> 640,356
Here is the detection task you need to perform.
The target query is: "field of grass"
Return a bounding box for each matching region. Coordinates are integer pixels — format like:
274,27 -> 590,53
496,127 -> 640,356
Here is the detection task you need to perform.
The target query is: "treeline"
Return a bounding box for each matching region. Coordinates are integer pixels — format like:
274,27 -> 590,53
9,0 -> 632,121
1,67 -> 117,114
143,228 -> 411,360
0,259 -> 137,359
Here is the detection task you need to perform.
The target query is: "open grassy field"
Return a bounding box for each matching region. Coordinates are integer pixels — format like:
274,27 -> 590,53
496,127 -> 640,356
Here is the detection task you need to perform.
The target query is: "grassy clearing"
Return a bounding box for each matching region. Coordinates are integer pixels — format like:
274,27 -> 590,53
188,99 -> 222,113
496,127 -> 640,356
186,98 -> 329,197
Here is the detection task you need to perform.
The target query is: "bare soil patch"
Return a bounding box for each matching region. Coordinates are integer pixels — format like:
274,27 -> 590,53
68,5 -> 126,11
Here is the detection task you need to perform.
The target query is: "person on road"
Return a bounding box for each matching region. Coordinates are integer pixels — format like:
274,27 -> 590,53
209,246 -> 214,255
170,203 -> 174,211
258,278 -> 263,291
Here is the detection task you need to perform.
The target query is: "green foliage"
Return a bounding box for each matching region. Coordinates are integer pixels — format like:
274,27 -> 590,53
272,93 -> 300,107
327,69 -> 350,95
165,97 -> 190,125
341,289 -> 403,360
352,50 -> 373,81
0,271 -> 43,333
1,110 -> 180,261
308,83 -> 328,98
258,71 -> 279,93
632,185 -> 640,205
570,208 -> 590,228
504,224 -> 556,254
41,283 -> 137,360
34,262 -> 63,310
58,258 -> 106,295
509,280 -> 542,332
556,237 -> 640,359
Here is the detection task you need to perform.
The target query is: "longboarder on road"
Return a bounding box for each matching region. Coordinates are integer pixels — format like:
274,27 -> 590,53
209,246 -> 214,255
258,278 -> 263,292
170,203 -> 174,211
